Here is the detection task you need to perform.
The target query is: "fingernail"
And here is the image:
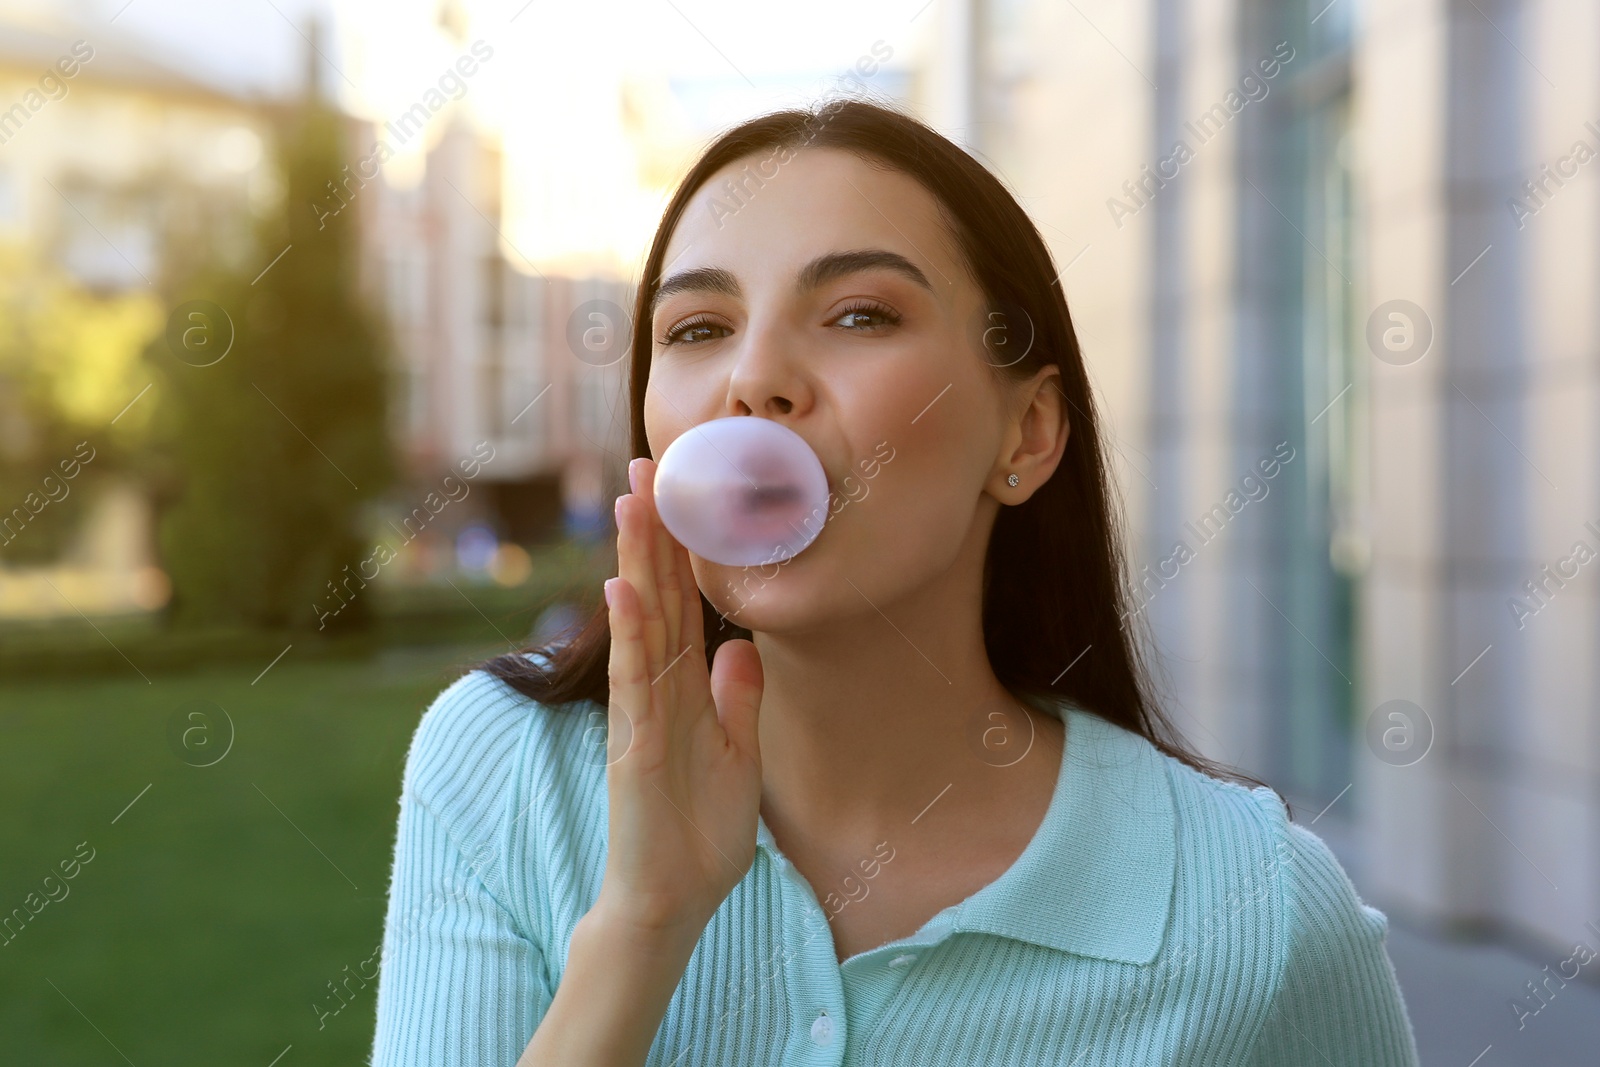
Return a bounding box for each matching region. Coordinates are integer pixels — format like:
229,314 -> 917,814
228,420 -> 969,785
604,579 -> 614,609
627,459 -> 638,494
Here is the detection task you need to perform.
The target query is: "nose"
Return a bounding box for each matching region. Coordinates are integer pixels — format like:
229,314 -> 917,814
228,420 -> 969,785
723,315 -> 812,419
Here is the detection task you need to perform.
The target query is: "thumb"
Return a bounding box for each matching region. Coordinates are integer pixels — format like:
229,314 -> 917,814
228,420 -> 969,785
708,638 -> 763,764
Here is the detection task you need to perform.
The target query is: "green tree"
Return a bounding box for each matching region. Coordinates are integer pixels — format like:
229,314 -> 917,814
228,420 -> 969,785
0,245 -> 161,565
146,100 -> 393,631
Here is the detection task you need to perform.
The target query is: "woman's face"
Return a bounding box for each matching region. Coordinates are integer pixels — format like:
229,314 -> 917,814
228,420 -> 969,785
644,145 -> 1038,635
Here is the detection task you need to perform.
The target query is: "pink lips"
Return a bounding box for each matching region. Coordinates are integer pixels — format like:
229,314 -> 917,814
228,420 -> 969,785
653,416 -> 832,567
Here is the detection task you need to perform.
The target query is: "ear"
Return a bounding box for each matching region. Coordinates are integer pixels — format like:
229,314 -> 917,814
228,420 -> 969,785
990,365 -> 1069,500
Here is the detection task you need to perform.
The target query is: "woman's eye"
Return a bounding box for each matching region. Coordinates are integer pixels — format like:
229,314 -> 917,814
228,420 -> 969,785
662,318 -> 730,346
662,304 -> 899,344
831,304 -> 900,331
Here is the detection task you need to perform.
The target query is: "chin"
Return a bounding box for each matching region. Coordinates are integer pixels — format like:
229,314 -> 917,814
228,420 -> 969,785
697,549 -> 838,635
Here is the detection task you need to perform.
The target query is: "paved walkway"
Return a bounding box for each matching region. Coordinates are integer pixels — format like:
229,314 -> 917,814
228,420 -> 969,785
1309,812 -> 1600,1066
1384,916 -> 1600,1067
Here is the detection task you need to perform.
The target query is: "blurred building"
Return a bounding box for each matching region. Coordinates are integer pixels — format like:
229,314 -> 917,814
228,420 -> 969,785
0,10 -> 275,616
921,0 -> 1597,955
355,116 -> 631,547
0,10 -> 634,619
0,17 -> 274,288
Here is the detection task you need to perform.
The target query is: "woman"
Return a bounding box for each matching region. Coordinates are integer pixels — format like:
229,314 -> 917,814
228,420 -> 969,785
370,99 -> 1419,1066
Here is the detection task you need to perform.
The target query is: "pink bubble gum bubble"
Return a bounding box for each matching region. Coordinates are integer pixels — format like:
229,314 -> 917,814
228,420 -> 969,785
653,417 -> 831,567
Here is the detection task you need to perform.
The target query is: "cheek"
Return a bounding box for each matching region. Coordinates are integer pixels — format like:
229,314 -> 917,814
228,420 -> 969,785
642,385 -> 675,459
849,445 -> 973,565
804,446 -> 977,608
825,362 -> 994,544
689,555 -> 762,617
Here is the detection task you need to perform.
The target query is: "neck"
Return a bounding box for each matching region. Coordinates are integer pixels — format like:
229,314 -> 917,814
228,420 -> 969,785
750,506 -> 1051,851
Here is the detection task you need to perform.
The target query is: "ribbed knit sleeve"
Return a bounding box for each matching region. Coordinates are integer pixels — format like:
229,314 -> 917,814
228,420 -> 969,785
1243,817 -> 1420,1066
369,672 -> 550,1067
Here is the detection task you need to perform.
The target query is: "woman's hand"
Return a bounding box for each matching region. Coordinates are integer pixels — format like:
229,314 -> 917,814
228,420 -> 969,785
596,455 -> 765,945
517,460 -> 761,1067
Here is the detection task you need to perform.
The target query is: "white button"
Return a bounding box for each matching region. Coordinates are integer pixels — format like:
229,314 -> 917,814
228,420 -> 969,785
810,1012 -> 834,1046
888,953 -> 917,968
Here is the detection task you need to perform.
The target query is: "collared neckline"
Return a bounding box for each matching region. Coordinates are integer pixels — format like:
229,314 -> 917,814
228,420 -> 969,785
754,698 -> 1177,966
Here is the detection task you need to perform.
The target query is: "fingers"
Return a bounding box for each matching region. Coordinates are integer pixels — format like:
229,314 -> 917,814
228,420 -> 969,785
674,533 -> 706,657
604,576 -> 650,756
616,490 -> 666,683
634,458 -> 684,665
626,456 -> 704,660
709,638 -> 764,768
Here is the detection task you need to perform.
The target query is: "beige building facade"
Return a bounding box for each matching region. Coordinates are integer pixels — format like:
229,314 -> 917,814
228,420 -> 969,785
916,0 -> 1599,952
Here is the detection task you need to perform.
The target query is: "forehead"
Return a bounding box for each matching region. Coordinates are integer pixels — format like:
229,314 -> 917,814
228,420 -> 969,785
656,145 -> 967,301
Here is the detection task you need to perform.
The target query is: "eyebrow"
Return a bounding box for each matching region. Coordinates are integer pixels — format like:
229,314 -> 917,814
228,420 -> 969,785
649,248 -> 934,317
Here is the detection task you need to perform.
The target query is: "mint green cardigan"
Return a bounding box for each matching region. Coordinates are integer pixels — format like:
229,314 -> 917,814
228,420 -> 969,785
370,668 -> 1419,1065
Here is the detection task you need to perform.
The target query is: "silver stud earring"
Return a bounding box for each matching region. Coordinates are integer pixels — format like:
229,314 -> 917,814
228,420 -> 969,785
1007,473 -> 1020,487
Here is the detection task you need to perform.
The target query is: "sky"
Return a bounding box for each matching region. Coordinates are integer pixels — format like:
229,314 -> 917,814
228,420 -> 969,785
17,0 -> 935,273
58,0 -> 340,98
45,0 -> 930,112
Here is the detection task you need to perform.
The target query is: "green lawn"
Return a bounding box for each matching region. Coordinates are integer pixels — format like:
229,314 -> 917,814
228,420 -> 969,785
0,639 -> 513,1065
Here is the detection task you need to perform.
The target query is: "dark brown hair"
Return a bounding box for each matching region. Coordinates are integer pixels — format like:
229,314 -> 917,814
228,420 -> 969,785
483,97 -> 1279,803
